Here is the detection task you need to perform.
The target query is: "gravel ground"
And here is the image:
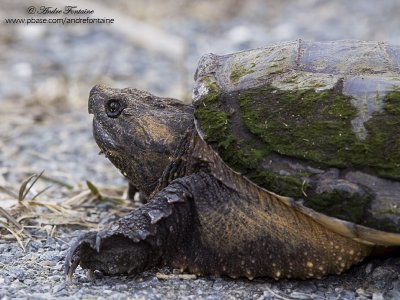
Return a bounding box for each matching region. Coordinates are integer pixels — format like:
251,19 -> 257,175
1,0 -> 400,299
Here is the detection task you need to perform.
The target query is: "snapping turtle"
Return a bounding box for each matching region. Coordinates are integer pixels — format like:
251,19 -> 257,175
65,40 -> 400,281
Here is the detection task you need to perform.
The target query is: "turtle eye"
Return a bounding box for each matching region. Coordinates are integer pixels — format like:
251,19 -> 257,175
106,99 -> 124,118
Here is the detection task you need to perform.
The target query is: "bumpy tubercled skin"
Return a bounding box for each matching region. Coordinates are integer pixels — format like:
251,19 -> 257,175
65,85 -> 373,282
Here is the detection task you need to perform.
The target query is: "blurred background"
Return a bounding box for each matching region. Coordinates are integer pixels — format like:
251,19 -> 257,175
1,1 -> 400,297
1,0 -> 400,192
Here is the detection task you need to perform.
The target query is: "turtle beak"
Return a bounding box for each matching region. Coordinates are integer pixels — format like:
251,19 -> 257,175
88,97 -> 94,115
88,84 -> 108,114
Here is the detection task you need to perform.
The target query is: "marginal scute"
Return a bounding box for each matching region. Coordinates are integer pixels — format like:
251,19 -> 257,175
271,70 -> 340,92
386,44 -> 400,71
298,40 -> 391,74
343,75 -> 400,140
194,53 -> 219,80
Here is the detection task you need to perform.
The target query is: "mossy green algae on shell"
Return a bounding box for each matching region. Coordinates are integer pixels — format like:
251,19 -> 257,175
194,81 -> 400,228
194,79 -> 231,145
238,85 -> 400,180
230,63 -> 256,84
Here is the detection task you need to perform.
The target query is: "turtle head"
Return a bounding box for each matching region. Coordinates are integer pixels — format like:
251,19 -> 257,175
88,85 -> 193,196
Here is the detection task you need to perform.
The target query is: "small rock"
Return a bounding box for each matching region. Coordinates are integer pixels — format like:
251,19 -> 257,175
52,283 -> 66,294
334,287 -> 343,293
46,237 -> 57,247
40,285 -> 51,293
114,284 -> 128,291
384,287 -> 400,299
0,243 -> 10,254
54,262 -> 64,271
290,291 -> 315,299
392,279 -> 400,290
338,290 -> 355,300
29,241 -> 43,251
8,268 -> 26,281
40,260 -> 56,267
372,292 -> 384,300
60,243 -> 70,251
26,252 -> 40,260
11,279 -> 22,287
371,265 -> 396,289
365,263 -> 373,274
51,275 -> 64,282
39,250 -> 61,261
32,292 -> 52,299
24,279 -> 34,286
356,288 -> 372,298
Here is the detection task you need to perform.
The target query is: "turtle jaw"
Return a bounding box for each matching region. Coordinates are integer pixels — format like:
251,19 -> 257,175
92,117 -> 118,152
92,115 -> 160,193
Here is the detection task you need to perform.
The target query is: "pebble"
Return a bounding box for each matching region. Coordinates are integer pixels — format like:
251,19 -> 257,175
52,283 -> 66,294
338,290 -> 356,300
60,243 -> 70,251
289,291 -> 315,299
364,263 -> 373,274
114,284 -> 128,291
51,275 -> 64,282
39,260 -> 56,267
372,292 -> 384,300
356,288 -> 372,298
39,250 -> 62,261
384,288 -> 400,299
0,244 -> 10,254
23,279 -> 33,286
9,268 -> 26,281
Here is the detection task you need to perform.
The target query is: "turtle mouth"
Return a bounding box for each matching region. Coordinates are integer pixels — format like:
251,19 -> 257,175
92,116 -> 137,184
92,117 -> 119,152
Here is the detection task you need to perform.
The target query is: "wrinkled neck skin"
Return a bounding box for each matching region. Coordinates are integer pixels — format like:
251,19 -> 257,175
89,85 -> 196,197
151,127 -> 198,195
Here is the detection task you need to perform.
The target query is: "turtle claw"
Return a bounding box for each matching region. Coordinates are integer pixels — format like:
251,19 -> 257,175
64,239 -> 82,283
64,231 -> 99,283
95,234 -> 102,252
65,257 -> 80,284
65,243 -> 81,284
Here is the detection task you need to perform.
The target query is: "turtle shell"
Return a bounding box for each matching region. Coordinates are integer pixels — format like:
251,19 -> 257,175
193,40 -> 400,234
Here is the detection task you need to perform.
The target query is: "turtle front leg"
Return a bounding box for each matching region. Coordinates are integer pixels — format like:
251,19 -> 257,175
64,181 -> 193,282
